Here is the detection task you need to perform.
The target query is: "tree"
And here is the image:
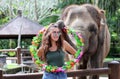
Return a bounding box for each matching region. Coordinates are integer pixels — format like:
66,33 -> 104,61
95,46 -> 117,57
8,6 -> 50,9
0,0 -> 59,22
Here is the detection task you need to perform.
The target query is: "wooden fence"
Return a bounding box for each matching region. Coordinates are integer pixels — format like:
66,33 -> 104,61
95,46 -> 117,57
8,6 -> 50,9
0,47 -> 30,64
0,62 -> 119,79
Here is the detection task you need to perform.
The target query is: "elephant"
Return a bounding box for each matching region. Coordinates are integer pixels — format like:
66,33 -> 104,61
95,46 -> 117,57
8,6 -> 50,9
60,4 -> 111,79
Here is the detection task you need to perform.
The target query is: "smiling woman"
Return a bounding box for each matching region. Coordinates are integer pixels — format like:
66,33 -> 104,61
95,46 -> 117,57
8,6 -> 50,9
29,20 -> 84,79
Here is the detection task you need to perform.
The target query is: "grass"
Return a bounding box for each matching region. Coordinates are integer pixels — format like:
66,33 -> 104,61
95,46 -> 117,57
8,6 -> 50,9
104,57 -> 120,62
6,63 -> 20,69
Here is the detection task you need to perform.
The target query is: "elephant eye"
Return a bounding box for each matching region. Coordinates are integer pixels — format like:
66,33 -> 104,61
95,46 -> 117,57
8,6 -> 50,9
88,23 -> 97,35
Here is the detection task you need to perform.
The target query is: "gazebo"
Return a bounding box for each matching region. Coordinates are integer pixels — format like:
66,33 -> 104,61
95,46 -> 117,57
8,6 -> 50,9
0,11 -> 43,39
0,10 -> 43,64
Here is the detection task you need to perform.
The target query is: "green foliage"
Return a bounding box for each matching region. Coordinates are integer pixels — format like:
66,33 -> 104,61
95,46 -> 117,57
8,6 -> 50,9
0,39 -> 31,49
0,39 -> 9,49
0,39 -> 16,49
40,15 -> 59,26
109,31 -> 120,57
108,8 -> 120,57
57,0 -> 93,9
9,39 -> 16,48
21,39 -> 32,49
7,51 -> 16,57
0,12 -> 9,25
111,32 -> 118,41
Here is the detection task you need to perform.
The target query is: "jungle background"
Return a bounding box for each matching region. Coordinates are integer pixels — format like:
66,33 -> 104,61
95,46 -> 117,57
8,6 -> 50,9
0,0 -> 120,58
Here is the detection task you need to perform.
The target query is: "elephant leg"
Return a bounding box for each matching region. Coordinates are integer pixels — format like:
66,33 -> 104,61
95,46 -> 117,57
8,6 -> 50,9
78,56 -> 89,79
89,52 -> 104,79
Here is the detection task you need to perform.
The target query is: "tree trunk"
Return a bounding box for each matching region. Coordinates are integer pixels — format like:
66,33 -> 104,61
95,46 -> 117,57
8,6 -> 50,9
34,0 -> 38,21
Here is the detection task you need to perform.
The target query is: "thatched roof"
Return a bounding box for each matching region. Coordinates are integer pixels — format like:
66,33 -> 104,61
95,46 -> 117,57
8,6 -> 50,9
0,15 -> 43,39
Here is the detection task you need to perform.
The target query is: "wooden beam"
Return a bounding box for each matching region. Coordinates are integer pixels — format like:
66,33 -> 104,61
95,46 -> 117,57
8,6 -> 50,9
67,68 -> 111,77
2,68 -> 110,79
0,49 -> 17,52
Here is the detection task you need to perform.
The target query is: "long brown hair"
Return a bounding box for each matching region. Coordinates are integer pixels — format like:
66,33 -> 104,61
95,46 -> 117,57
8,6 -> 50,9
42,23 -> 64,60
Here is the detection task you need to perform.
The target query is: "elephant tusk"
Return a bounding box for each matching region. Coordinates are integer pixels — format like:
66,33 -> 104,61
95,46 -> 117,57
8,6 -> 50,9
100,18 -> 106,25
77,33 -> 84,43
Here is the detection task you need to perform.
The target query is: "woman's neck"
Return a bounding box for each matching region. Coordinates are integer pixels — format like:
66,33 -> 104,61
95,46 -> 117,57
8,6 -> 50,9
51,41 -> 57,47
49,41 -> 57,51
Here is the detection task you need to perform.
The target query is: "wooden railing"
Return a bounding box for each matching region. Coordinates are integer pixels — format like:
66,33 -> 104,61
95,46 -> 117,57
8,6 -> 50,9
0,47 -> 30,64
0,62 -> 119,79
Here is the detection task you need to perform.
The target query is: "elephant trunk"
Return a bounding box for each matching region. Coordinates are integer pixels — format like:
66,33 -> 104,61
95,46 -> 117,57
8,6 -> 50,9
79,32 -> 89,53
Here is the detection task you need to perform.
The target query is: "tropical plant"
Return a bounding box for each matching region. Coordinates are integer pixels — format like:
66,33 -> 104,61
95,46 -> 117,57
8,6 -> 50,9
0,0 -> 59,22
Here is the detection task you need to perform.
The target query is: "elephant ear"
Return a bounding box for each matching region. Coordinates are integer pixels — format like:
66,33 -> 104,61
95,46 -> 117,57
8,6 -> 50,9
98,10 -> 106,46
95,10 -> 107,67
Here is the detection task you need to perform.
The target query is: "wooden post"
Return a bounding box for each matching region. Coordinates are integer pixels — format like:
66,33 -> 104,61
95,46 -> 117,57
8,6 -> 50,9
108,61 -> 120,79
0,69 -> 3,79
17,47 -> 21,64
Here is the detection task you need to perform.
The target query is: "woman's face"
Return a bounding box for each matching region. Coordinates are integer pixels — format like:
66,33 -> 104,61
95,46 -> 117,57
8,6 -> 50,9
50,27 -> 61,41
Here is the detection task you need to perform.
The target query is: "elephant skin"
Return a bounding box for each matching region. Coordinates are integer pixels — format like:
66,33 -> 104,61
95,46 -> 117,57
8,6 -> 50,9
61,4 -> 111,79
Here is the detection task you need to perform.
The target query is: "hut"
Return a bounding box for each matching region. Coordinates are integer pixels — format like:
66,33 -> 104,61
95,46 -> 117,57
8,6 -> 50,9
0,10 -> 43,64
0,10 -> 43,39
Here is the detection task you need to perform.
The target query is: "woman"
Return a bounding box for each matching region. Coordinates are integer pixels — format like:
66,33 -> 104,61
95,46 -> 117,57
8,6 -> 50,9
37,21 -> 76,79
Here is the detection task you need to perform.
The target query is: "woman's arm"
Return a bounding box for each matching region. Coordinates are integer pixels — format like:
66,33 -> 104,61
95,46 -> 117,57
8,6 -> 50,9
64,40 -> 76,55
37,46 -> 44,57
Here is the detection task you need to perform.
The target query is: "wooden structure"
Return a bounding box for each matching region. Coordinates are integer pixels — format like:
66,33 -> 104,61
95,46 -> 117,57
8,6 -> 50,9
0,48 -> 30,64
0,10 -> 43,64
0,10 -> 43,39
0,62 -> 120,79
